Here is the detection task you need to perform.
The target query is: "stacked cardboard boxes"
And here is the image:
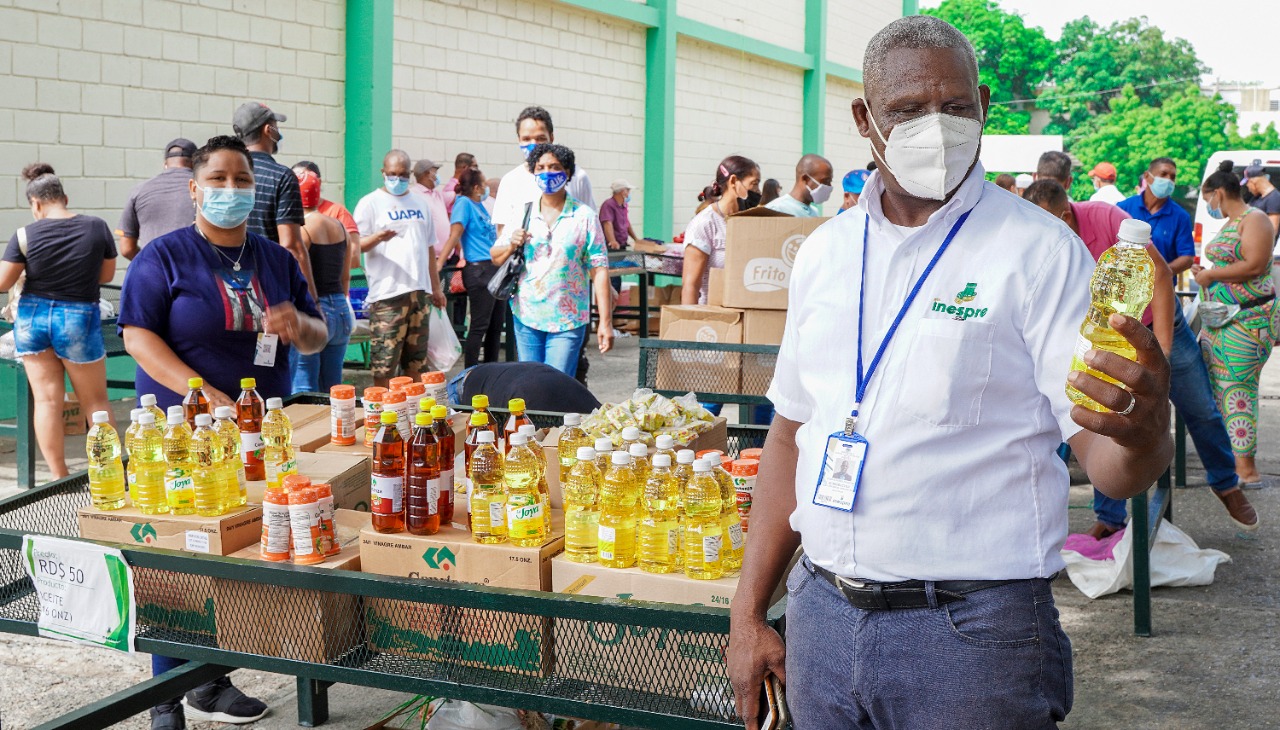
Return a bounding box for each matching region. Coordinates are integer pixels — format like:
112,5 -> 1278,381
658,211 -> 825,396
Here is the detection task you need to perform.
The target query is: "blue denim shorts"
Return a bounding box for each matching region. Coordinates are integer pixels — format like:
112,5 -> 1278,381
15,295 -> 105,364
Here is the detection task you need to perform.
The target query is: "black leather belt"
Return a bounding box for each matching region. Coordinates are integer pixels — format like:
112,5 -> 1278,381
809,562 -> 1021,611
1240,292 -> 1275,309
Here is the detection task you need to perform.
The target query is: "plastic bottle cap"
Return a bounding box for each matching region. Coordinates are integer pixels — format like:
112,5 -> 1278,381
331,384 -> 355,399
1118,218 -> 1153,245
139,413 -> 156,425
477,431 -> 495,444
472,394 -> 489,409
564,413 -> 581,427
676,449 -> 696,464
594,437 -> 613,452
195,414 -> 212,426
431,405 -> 448,419
518,424 -> 536,437
167,405 -> 184,418
470,412 -> 488,426
693,460 -> 712,473
629,443 -> 648,457
576,446 -> 596,461
266,397 -> 283,410
283,474 -> 311,490
289,486 -> 317,505
652,454 -> 672,468
421,398 -> 436,412
214,406 -> 233,419
167,412 -> 184,425
655,435 -> 674,450
611,451 -> 631,465
140,394 -> 157,407
509,398 -> 525,412
240,378 -> 256,389
697,449 -> 723,459
91,411 -> 110,424
364,386 -> 387,401
383,390 -> 405,404
188,377 -> 203,388
415,412 -> 433,426
381,411 -> 398,424
510,432 -> 529,446
731,459 -> 760,476
129,408 -> 142,421
622,427 -> 641,440
422,371 -> 446,384
403,382 -> 426,396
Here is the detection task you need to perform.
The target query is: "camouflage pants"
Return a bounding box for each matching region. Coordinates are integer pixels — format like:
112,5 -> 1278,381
367,290 -> 429,378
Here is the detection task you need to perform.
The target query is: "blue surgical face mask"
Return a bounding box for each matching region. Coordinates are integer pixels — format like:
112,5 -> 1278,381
518,143 -> 537,159
199,186 -> 255,229
1150,176 -> 1175,200
434,174 -> 441,187
535,170 -> 568,195
481,187 -> 490,202
384,175 -> 409,196
625,195 -> 631,205
1206,192 -> 1225,219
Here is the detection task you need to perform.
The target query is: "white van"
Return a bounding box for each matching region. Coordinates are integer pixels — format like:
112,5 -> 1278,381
1194,150 -> 1280,256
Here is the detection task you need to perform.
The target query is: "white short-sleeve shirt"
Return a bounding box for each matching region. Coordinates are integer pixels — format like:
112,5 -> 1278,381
767,165 -> 1095,582
353,188 -> 437,303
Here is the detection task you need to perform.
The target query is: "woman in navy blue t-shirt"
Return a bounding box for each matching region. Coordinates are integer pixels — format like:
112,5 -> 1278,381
119,135 -> 325,411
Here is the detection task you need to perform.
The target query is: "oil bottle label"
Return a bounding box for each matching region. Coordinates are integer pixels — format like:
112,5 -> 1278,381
507,502 -> 544,539
728,523 -> 744,551
440,469 -> 453,498
164,470 -> 194,495
261,502 -> 292,556
240,432 -> 263,461
703,534 -> 723,564
427,478 -> 441,515
667,528 -> 680,557
598,525 -> 617,560
1072,334 -> 1091,364
488,500 -> 505,529
371,475 -> 403,514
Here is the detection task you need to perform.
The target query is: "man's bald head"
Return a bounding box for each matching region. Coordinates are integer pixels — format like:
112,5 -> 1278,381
382,149 -> 410,177
797,154 -> 833,183
862,16 -> 978,99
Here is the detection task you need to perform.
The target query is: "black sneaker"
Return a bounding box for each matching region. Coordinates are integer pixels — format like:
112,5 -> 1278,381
182,676 -> 268,724
150,701 -> 185,730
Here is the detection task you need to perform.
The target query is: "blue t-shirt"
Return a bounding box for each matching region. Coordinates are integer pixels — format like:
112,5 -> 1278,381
118,225 -> 320,409
1116,194 -> 1195,264
450,196 -> 497,264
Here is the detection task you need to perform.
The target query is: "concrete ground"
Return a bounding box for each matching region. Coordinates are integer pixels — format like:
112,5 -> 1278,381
1,332 -> 1278,728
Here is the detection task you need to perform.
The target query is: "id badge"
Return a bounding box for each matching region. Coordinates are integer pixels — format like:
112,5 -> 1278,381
813,432 -> 868,512
254,333 -> 279,367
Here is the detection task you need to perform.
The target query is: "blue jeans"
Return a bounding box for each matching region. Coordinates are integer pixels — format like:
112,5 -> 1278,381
292,293 -> 355,394
1093,306 -> 1238,528
15,295 -> 104,363
784,558 -> 1072,728
511,316 -> 588,378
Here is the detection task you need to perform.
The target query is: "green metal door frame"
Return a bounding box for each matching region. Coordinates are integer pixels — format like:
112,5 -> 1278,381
802,0 -> 828,155
344,0 -> 394,209
643,0 -> 678,244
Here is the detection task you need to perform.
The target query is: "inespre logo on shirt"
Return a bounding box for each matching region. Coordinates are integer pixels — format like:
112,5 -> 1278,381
929,283 -> 989,321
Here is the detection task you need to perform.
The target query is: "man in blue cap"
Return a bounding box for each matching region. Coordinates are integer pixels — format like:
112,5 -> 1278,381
839,169 -> 870,213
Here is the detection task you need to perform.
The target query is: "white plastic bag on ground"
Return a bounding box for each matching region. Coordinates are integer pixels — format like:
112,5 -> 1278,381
1061,519 -> 1231,599
426,700 -> 523,730
427,305 -> 462,372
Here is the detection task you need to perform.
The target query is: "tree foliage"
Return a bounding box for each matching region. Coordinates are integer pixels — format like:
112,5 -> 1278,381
1228,122 -> 1280,150
922,0 -> 1053,134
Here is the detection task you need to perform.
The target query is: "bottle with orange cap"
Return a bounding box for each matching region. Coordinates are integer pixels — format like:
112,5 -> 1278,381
363,386 -> 388,447
236,378 -> 265,481
421,371 -> 447,410
384,389 -> 410,440
183,377 -> 210,429
407,411 -> 441,536
388,375 -> 413,391
330,384 -> 357,446
730,459 -> 758,533
288,484 -> 324,565
401,381 -> 427,416
371,411 -> 405,533
430,405 -> 455,525
503,398 -> 533,454
261,482 -> 292,562
314,483 -> 339,555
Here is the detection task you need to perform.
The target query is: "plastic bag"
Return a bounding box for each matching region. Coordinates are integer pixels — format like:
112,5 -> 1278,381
426,305 -> 462,372
1060,519 -> 1231,599
426,700 -> 523,730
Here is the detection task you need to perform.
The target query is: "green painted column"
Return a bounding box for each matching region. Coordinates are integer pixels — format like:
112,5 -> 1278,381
902,0 -> 918,15
643,0 -> 677,240
802,0 -> 828,156
344,0 -> 394,209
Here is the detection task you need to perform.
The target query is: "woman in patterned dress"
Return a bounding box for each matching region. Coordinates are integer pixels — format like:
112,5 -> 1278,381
1194,160 -> 1279,489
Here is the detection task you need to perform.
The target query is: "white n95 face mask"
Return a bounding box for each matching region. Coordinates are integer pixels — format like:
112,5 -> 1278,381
866,105 -> 983,201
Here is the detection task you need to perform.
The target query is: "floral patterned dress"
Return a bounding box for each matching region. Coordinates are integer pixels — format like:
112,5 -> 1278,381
501,196 -> 608,333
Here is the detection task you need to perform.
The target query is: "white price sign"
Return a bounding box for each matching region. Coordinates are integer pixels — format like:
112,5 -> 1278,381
22,535 -> 136,652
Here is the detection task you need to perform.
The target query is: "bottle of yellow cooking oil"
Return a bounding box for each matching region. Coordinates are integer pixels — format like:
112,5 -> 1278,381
518,424 -> 553,535
710,458 -> 744,575
139,393 -> 166,429
654,435 -> 677,469
563,446 -> 601,563
557,413 -> 592,484
620,426 -> 642,454
673,449 -> 697,490
86,411 -> 126,510
191,414 -> 225,517
683,459 -> 724,580
1067,218 -> 1156,412
262,397 -> 297,490
214,406 -> 247,509
131,412 -> 168,515
163,406 -> 196,515
628,442 -> 651,485
598,451 -> 639,569
469,431 -> 508,544
594,437 -> 613,474
123,407 -> 143,492
505,432 -> 548,547
638,454 -> 681,574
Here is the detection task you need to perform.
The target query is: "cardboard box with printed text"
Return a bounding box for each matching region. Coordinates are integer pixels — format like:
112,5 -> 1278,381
722,213 -> 826,310
657,305 -> 743,394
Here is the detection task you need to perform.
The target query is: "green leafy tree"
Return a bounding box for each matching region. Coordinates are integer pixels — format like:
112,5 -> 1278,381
1042,17 -> 1207,133
1228,122 -> 1280,150
1066,85 -> 1233,200
924,0 -> 1053,134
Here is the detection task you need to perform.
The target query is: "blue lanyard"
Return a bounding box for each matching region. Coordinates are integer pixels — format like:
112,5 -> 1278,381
847,209 -> 974,434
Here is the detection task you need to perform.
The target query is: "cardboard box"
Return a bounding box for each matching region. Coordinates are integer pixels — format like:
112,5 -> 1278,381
657,305 -> 743,394
742,309 -> 786,346
297,452 -> 372,512
551,553 -> 795,695
707,267 -> 725,307
213,510 -> 368,663
360,514 -> 565,676
722,215 -> 826,310
541,417 -> 728,508
63,395 -> 86,435
133,571 -> 217,637
77,503 -> 262,555
283,403 -> 330,428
